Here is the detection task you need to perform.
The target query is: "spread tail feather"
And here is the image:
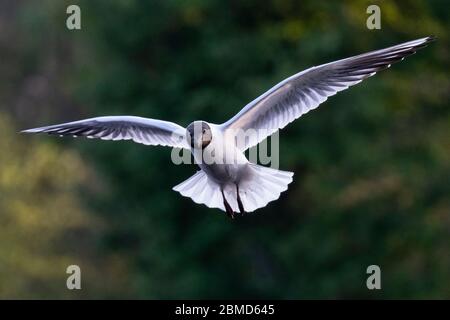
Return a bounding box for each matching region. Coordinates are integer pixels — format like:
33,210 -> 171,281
173,164 -> 293,214
173,170 -> 225,211
239,164 -> 293,212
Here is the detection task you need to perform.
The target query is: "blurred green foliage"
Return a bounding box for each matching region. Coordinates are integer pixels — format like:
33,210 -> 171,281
0,115 -> 131,298
1,0 -> 449,298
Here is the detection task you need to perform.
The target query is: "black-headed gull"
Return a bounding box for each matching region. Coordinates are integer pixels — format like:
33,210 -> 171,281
22,36 -> 434,218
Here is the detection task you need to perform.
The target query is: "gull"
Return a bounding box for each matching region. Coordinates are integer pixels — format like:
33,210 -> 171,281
22,36 -> 434,218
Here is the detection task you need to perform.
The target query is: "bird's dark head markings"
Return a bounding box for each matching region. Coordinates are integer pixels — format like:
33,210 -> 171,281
186,121 -> 212,150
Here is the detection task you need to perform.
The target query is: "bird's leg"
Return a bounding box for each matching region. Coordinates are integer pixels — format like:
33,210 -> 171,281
221,189 -> 235,219
236,184 -> 246,215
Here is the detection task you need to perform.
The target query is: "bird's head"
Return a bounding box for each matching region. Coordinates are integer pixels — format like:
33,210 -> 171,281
186,121 -> 212,150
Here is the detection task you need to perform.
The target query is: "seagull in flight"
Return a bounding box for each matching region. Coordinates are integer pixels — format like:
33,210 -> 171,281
23,36 -> 434,218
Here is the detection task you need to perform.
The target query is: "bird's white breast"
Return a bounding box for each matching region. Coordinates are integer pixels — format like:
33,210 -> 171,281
192,123 -> 249,185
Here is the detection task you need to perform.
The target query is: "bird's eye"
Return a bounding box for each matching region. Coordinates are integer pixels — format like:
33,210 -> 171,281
202,129 -> 206,134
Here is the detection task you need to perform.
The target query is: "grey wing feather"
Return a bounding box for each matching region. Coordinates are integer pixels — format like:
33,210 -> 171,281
22,116 -> 189,148
222,36 -> 435,150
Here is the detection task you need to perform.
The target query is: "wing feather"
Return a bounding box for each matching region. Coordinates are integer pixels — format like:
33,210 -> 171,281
222,36 -> 435,150
22,116 -> 188,149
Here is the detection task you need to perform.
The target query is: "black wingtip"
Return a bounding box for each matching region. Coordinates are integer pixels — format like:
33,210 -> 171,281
425,35 -> 437,43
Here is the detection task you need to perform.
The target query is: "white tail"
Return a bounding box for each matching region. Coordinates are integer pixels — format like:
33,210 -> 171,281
172,170 -> 225,211
238,164 -> 293,212
173,164 -> 293,214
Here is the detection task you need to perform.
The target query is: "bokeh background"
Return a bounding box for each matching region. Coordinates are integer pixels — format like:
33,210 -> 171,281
0,0 -> 448,299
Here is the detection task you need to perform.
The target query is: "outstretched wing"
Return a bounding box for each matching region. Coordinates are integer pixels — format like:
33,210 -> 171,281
22,116 -> 189,148
221,36 -> 435,150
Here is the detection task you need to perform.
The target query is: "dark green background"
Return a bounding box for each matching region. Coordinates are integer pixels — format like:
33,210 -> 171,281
0,0 -> 448,298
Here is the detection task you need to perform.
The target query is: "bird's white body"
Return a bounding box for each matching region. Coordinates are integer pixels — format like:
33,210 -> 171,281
22,36 -> 434,217
194,124 -> 248,184
175,123 -> 294,214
